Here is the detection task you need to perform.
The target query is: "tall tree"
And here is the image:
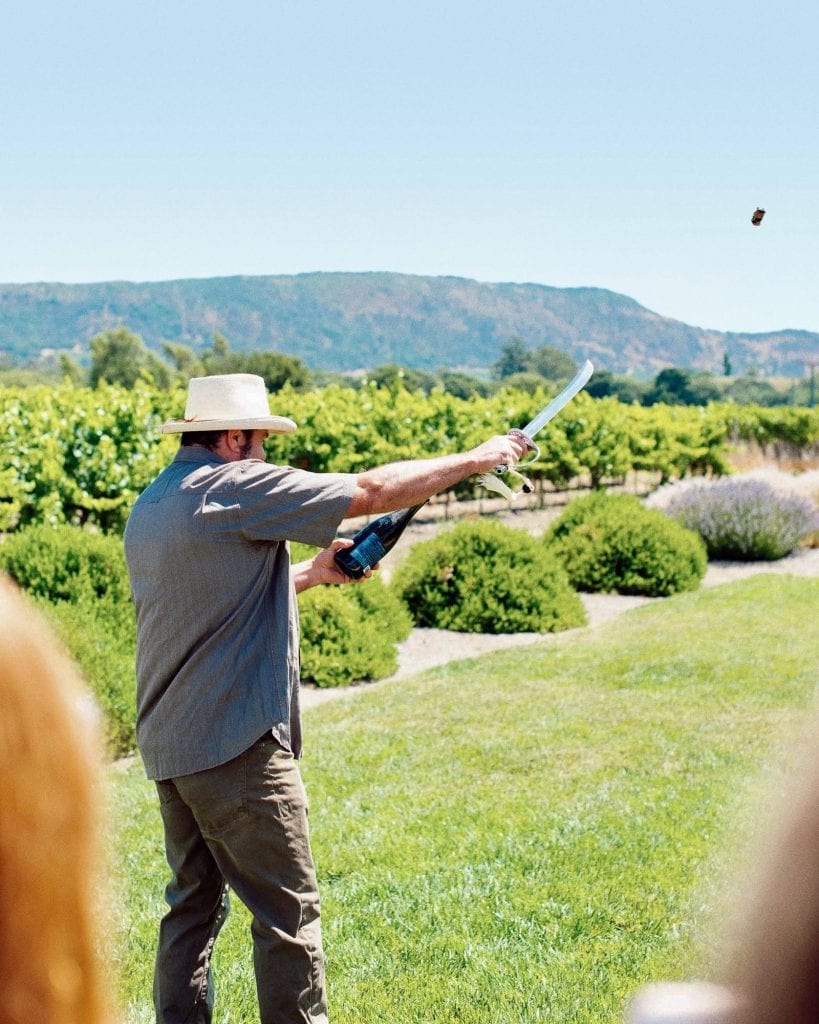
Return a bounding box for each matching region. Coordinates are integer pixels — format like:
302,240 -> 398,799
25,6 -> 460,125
368,363 -> 439,394
586,370 -> 650,404
529,344 -> 577,381
59,353 -> 87,385
89,327 -> 172,389
723,377 -> 786,406
162,342 -> 205,381
439,370 -> 490,399
492,337 -> 530,379
645,368 -> 721,406
202,334 -> 310,392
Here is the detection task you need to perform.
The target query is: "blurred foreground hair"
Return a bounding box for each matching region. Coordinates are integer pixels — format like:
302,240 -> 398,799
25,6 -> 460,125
721,712 -> 819,1024
0,574 -> 113,1024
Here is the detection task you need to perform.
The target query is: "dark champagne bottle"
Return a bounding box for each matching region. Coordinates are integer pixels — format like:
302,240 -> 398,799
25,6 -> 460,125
334,502 -> 427,579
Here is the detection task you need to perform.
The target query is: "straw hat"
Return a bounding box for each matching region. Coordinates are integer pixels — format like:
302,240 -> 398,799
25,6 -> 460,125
161,374 -> 298,435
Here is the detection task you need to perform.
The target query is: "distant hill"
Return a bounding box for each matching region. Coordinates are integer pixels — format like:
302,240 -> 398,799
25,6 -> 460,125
0,271 -> 816,377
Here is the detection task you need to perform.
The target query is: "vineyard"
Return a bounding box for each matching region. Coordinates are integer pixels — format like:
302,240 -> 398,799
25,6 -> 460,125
0,380 -> 817,534
1,379 -> 816,756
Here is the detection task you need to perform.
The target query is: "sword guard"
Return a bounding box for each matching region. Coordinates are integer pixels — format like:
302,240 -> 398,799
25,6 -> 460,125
494,431 -> 541,475
507,428 -> 538,452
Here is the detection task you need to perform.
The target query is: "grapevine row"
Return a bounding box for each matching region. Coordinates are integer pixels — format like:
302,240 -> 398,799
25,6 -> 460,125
0,381 -> 816,534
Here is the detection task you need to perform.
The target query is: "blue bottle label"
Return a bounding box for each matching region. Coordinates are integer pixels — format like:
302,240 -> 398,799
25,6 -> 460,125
353,533 -> 388,569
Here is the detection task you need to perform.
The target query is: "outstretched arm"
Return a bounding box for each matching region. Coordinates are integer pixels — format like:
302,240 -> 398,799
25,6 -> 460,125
292,433 -> 528,592
345,433 -> 529,518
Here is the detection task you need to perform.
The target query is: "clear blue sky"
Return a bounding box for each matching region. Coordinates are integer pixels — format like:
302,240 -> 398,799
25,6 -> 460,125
3,0 -> 818,336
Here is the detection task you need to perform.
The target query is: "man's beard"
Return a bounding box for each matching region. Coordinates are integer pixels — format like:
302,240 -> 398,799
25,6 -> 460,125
238,433 -> 254,459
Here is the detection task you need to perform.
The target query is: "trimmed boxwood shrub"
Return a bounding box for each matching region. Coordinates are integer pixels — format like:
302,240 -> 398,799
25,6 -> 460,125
0,527 -> 417,744
545,492 -> 707,597
298,586 -> 400,687
290,542 -> 412,645
390,519 -> 586,634
662,477 -> 819,560
36,595 -> 137,758
0,525 -> 137,756
293,541 -> 413,686
0,524 -> 130,604
343,575 -> 413,644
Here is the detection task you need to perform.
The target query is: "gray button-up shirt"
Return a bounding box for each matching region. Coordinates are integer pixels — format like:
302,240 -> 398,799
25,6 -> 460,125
123,446 -> 357,780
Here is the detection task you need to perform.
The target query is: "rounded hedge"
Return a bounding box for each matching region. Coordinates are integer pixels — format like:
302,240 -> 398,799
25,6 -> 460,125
0,523 -> 130,604
298,585 -> 400,687
545,491 -> 707,597
292,540 -> 412,687
343,574 -> 413,644
37,595 -> 137,758
390,518 -> 586,634
0,524 -> 137,756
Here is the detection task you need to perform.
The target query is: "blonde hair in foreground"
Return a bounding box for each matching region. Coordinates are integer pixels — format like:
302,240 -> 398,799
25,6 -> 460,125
0,574 -> 112,1024
712,710 -> 819,1024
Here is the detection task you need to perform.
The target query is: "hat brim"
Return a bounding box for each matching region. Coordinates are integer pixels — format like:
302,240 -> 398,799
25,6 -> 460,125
161,416 -> 298,435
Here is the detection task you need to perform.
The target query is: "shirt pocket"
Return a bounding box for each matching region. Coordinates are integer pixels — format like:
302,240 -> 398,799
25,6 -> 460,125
196,484 -> 243,535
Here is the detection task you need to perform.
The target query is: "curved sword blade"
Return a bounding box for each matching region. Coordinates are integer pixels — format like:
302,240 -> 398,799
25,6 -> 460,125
521,359 -> 594,439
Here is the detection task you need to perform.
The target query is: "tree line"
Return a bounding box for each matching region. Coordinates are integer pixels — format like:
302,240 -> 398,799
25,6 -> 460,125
2,327 -> 814,409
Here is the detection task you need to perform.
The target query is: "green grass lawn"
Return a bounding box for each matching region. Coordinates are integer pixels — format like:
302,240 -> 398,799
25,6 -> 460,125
108,574 -> 819,1023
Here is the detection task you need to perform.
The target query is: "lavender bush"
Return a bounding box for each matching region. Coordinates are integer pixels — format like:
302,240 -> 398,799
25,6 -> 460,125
648,469 -> 819,510
663,477 -> 819,561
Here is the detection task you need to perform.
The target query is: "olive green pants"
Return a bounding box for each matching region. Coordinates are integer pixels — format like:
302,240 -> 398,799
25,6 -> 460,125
153,734 -> 327,1024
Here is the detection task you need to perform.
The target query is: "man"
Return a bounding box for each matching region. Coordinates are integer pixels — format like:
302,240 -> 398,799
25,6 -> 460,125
124,372 -> 527,1024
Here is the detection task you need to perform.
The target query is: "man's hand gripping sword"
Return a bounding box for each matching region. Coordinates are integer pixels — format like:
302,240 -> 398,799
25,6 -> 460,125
479,359 -> 594,500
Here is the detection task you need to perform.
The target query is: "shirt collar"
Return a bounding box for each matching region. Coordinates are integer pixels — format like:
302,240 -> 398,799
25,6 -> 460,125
172,446 -> 230,466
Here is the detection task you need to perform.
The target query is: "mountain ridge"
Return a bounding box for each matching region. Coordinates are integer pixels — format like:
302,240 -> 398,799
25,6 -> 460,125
0,271 -> 815,377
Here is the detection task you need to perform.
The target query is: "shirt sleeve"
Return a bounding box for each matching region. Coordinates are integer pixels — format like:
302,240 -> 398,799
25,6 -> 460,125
232,461 -> 358,548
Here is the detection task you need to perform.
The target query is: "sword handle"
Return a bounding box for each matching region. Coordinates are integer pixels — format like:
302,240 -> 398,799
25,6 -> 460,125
493,429 -> 538,475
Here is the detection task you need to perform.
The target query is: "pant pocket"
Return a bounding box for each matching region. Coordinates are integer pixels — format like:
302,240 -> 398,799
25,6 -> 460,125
173,754 -> 249,838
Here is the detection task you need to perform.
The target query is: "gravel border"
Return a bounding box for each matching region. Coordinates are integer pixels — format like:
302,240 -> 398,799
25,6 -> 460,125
301,546 -> 819,709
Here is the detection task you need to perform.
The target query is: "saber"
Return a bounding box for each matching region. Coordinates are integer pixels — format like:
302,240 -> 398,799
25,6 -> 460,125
517,358 -> 594,442
480,358 -> 594,499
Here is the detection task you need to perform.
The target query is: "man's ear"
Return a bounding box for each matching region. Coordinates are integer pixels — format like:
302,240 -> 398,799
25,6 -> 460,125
224,430 -> 245,456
